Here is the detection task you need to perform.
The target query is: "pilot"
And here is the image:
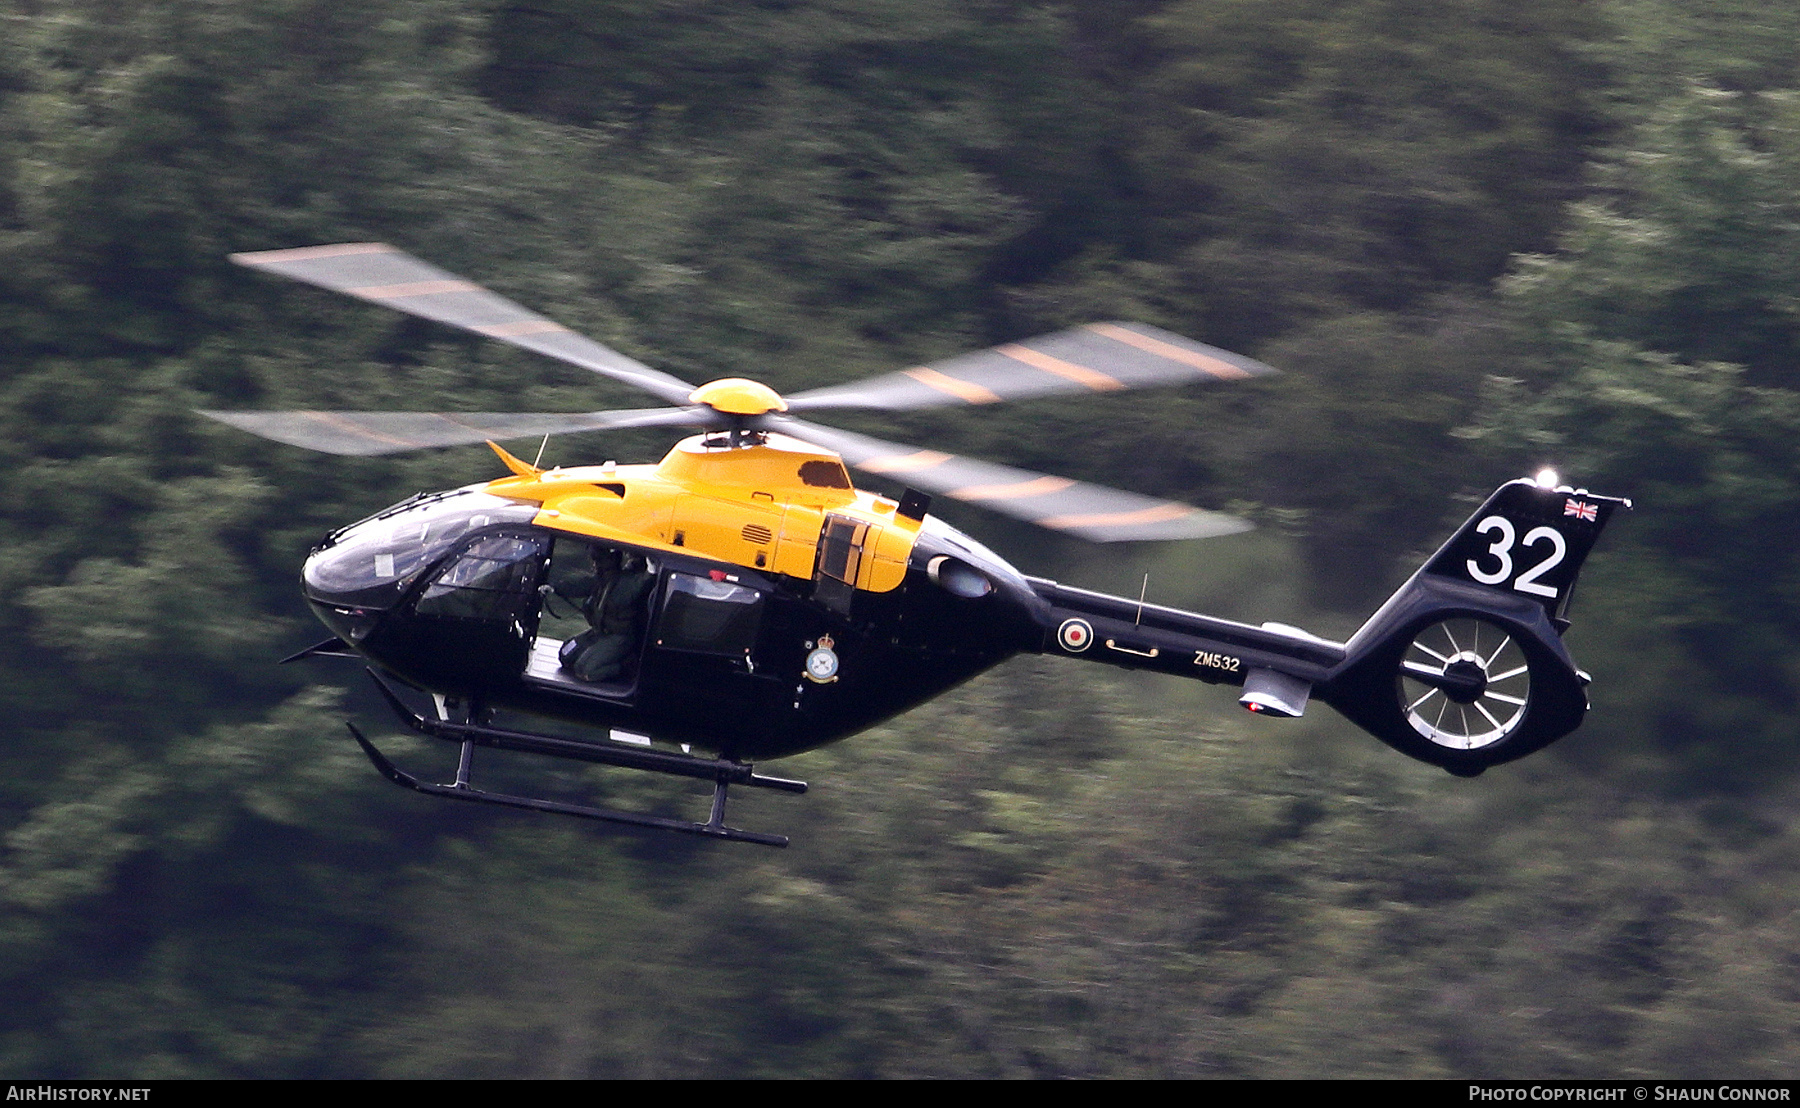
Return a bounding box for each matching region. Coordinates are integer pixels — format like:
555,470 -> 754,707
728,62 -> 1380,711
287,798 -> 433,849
559,548 -> 654,684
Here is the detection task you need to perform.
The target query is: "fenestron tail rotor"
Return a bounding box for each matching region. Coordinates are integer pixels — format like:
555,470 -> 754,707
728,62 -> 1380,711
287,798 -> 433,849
1399,618 -> 1532,750
204,243 -> 1279,541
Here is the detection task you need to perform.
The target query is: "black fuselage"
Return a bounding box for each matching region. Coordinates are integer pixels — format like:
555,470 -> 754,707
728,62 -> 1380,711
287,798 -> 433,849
303,490 -> 1057,759
301,485 -> 1366,762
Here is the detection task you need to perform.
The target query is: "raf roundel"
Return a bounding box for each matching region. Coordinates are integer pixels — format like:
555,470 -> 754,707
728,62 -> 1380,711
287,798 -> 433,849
1058,618 -> 1094,653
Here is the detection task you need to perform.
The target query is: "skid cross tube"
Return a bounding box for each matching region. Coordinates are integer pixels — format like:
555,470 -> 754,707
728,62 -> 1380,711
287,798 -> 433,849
346,724 -> 789,846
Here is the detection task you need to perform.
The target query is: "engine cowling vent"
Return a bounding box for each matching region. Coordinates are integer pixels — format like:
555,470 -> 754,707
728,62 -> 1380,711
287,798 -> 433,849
741,523 -> 774,545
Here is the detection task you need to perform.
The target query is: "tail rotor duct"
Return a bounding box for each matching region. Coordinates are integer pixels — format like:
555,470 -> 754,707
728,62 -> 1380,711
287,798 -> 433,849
1398,617 -> 1531,750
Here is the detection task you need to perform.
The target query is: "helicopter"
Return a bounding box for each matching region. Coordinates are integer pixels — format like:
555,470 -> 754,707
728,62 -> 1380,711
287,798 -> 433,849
203,242 -> 1629,847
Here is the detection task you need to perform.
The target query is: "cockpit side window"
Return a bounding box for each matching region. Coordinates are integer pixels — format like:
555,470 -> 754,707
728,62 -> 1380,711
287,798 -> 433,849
414,532 -> 548,621
303,490 -> 538,608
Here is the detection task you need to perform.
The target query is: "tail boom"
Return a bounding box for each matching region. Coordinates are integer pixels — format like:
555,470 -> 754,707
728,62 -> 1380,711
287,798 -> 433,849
1028,477 -> 1628,775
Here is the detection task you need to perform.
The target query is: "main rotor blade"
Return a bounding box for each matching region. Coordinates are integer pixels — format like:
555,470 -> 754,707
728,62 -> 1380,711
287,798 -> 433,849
199,406 -> 706,456
230,244 -> 697,407
783,322 -> 1275,413
774,417 -> 1250,543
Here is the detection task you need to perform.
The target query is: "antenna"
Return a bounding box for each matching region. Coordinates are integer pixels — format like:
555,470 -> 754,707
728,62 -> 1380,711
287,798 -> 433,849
1135,573 -> 1149,626
532,434 -> 550,469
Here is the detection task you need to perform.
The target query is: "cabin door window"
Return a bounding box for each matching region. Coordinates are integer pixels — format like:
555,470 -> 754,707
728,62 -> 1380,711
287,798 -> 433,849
654,573 -> 765,659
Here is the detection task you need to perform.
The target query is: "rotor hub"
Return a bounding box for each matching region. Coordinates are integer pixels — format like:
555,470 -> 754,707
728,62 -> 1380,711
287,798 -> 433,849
689,378 -> 788,416
1440,657 -> 1488,704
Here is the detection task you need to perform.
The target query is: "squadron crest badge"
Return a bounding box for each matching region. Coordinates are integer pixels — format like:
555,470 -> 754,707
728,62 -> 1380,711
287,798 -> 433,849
805,634 -> 840,684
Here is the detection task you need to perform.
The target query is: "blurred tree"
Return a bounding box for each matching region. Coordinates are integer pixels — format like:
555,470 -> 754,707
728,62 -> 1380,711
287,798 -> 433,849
1464,83 -> 1800,788
1507,83 -> 1800,384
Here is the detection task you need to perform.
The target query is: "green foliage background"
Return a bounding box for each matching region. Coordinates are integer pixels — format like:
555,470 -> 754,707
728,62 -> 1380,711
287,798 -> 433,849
1,0 -> 1798,1077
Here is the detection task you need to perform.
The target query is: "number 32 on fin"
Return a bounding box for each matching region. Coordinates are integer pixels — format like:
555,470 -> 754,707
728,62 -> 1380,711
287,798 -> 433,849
1466,515 -> 1566,598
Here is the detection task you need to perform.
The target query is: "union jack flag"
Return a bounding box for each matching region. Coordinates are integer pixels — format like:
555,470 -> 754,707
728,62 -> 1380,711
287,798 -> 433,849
1564,498 -> 1598,522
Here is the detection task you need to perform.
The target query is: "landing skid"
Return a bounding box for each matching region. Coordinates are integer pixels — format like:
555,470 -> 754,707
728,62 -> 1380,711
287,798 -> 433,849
350,669 -> 803,847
